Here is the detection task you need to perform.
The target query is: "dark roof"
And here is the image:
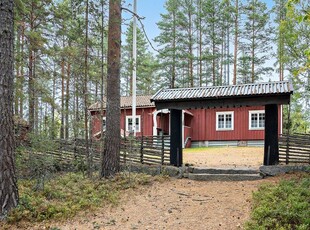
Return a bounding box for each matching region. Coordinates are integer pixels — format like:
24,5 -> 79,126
151,81 -> 293,102
89,95 -> 154,111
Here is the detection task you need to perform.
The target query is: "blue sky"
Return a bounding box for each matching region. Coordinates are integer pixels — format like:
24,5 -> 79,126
123,0 -> 275,46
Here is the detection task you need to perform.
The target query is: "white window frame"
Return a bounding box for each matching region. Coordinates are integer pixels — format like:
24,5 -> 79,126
249,110 -> 265,130
102,117 -> 106,131
216,111 -> 234,131
126,115 -> 141,132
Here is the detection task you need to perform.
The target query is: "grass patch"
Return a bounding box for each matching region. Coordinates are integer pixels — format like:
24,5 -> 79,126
245,173 -> 310,230
2,171 -> 165,227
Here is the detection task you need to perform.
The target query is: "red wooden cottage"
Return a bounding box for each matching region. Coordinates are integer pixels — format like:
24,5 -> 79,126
89,90 -> 283,148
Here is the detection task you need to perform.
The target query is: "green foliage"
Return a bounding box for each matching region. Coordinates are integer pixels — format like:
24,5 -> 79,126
5,172 -> 158,224
239,0 -> 274,83
245,173 -> 310,230
121,22 -> 159,96
16,134 -> 61,190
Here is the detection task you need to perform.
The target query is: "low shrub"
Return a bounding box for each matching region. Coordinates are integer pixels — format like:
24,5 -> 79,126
245,173 -> 310,230
5,172 -> 163,225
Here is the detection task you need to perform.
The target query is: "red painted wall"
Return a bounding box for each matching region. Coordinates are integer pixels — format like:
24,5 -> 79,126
91,105 -> 282,142
189,106 -> 282,141
91,107 -> 155,138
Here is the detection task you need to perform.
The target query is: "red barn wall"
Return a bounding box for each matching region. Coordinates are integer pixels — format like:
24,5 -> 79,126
91,107 -> 155,138
121,107 -> 155,136
189,106 -> 282,141
91,105 -> 282,142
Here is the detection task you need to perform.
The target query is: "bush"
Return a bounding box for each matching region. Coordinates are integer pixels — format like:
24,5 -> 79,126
3,172 -> 164,225
245,173 -> 310,230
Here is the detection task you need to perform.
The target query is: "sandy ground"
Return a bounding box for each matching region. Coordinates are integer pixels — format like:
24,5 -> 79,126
39,178 -> 266,230
11,147 -> 268,230
183,147 -> 264,168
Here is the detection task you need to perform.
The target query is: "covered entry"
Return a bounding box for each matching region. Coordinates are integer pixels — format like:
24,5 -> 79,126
151,81 -> 293,167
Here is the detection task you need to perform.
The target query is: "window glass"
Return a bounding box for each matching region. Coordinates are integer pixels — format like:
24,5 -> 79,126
216,112 -> 234,130
249,111 -> 265,129
126,116 -> 141,132
102,118 -> 106,131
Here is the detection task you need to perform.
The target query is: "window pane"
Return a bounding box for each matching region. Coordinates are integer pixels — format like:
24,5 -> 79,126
102,119 -> 106,130
218,115 -> 224,128
225,114 -> 232,128
135,118 -> 140,131
127,118 -> 133,131
259,113 -> 265,128
251,114 -> 258,128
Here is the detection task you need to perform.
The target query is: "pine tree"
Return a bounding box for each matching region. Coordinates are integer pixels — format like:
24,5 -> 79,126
232,0 -> 239,85
177,0 -> 196,87
0,0 -> 19,217
273,0 -> 287,81
155,0 -> 182,88
281,0 -> 310,132
101,0 -> 121,178
121,22 -> 158,95
240,0 -> 274,83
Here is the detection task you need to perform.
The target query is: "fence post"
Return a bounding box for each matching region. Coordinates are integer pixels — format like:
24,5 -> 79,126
74,138 -> 77,160
140,136 -> 144,164
285,104 -> 291,165
285,135 -> 290,165
123,137 -> 127,164
161,135 -> 165,165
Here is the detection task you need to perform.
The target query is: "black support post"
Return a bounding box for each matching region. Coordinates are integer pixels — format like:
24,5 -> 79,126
264,104 -> 279,165
170,109 -> 183,166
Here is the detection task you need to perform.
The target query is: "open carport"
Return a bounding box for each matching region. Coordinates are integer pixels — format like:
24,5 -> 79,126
151,81 -> 293,167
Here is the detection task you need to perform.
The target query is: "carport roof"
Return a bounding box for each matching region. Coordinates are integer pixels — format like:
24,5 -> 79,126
151,81 -> 293,110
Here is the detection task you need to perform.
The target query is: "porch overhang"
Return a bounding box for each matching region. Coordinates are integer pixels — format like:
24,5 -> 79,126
151,81 -> 294,167
153,94 -> 291,110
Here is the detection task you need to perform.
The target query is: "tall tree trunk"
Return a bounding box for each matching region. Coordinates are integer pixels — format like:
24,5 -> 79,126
171,10 -> 176,88
198,0 -> 203,86
28,1 -> 35,132
101,0 -> 121,178
19,22 -> 25,117
212,2 -> 216,86
251,3 -> 255,83
233,0 -> 238,85
101,0 -> 106,135
14,24 -> 21,116
74,74 -> 79,139
188,3 -> 193,87
84,0 -> 91,177
60,34 -> 65,139
65,62 -> 70,139
33,54 -> 38,133
0,0 -> 19,217
51,64 -> 56,139
220,27 -> 224,86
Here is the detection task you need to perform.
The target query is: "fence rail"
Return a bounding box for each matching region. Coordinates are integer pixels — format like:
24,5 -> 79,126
279,133 -> 310,164
31,136 -> 170,167
120,135 -> 170,165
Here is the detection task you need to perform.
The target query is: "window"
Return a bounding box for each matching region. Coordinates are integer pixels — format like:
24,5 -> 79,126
102,117 -> 106,131
216,111 -> 234,131
126,115 -> 141,132
249,110 -> 265,130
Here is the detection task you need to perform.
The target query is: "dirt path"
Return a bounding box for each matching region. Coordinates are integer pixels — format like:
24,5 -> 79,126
44,177 -> 269,230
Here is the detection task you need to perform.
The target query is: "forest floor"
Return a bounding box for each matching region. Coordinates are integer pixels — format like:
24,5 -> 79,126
26,147 -> 267,230
6,147 -> 271,229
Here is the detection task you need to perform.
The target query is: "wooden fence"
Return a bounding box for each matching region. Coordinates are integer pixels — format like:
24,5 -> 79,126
279,133 -> 310,164
33,136 -> 170,168
121,135 -> 170,165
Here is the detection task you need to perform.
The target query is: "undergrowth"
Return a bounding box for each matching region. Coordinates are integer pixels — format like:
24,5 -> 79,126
3,172 -> 165,226
245,172 -> 310,230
